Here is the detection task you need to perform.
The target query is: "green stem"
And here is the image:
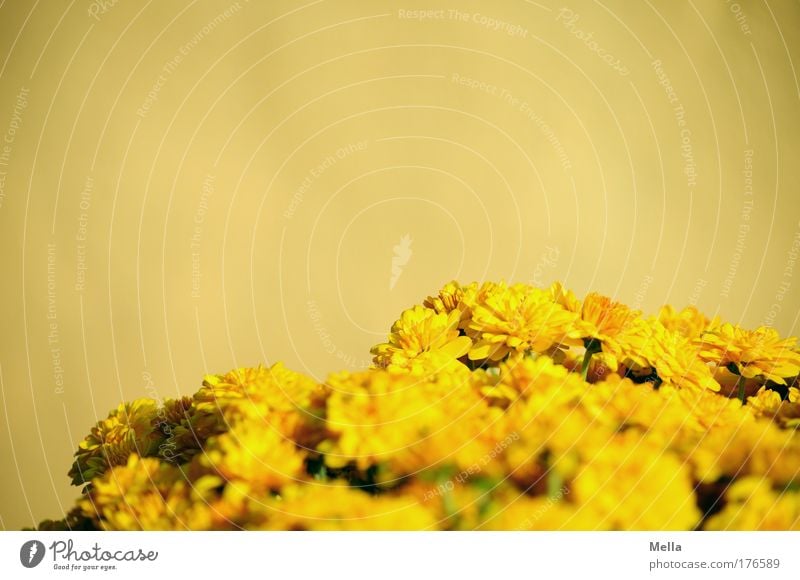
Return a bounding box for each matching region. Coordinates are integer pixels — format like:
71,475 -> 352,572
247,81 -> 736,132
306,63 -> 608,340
547,468 -> 564,500
581,339 -> 601,381
736,375 -> 746,404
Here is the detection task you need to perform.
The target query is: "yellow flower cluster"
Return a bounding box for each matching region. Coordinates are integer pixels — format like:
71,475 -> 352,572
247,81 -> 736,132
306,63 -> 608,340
38,281 -> 800,531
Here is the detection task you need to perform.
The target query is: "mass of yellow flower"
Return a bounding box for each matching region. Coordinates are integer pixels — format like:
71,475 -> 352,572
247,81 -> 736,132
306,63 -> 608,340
36,281 -> 800,531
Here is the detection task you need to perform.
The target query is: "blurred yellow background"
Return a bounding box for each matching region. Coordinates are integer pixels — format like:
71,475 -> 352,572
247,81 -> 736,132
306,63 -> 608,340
1,0 -> 799,529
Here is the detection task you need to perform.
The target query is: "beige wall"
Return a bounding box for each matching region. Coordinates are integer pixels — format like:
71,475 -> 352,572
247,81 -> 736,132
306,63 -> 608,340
1,0 -> 799,529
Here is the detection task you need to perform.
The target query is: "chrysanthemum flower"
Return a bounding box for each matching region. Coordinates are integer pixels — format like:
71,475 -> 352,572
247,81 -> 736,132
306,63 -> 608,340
371,305 -> 472,373
258,484 -> 437,530
578,292 -> 640,346
617,318 -> 720,392
466,283 -> 580,361
43,279 -> 800,531
69,399 -> 163,486
320,368 -> 495,479
689,419 -> 800,485
196,422 -> 306,492
192,362 -> 326,446
705,477 -> 800,530
746,386 -> 800,428
423,280 -> 479,324
568,292 -> 641,378
548,281 -> 581,313
696,324 -> 800,384
196,362 -> 322,413
77,455 -> 222,530
571,435 -> 701,530
658,305 -> 716,340
483,496 -> 585,530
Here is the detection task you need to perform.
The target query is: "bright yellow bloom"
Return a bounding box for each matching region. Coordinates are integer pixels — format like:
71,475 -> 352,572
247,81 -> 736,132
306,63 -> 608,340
44,279 -> 800,531
78,455 -> 222,530
696,324 -> 800,384
705,477 -> 800,530
197,422 -> 306,492
371,305 -> 472,373
69,399 -> 163,486
618,318 -> 720,392
193,362 -> 326,446
482,494 -> 589,530
747,387 -> 783,417
321,369 -> 494,477
571,435 -> 701,530
259,484 -> 437,530
466,282 -> 580,361
747,386 -> 800,428
548,281 -> 581,313
423,280 -> 478,324
689,419 -> 800,485
658,305 -> 715,340
196,362 -> 322,413
579,292 -> 640,345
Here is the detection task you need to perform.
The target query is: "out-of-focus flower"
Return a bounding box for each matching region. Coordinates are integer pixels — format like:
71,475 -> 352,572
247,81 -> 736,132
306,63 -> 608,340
747,386 -> 800,428
689,419 -> 800,485
320,369 -> 494,478
78,455 -> 223,530
571,435 -> 701,530
259,484 -> 437,530
705,477 -> 800,530
658,305 -> 715,340
197,422 -> 306,492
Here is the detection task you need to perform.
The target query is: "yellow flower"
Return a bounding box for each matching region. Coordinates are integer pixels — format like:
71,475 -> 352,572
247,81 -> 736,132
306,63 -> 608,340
196,362 -> 322,413
548,281 -> 581,313
69,399 -> 163,486
259,484 -> 437,530
570,292 -> 641,375
371,305 -> 472,373
571,435 -> 701,530
192,362 -> 326,446
696,324 -> 800,384
402,478 -> 495,530
747,387 -> 783,417
747,386 -> 800,428
579,292 -> 640,345
705,477 -> 800,530
466,282 -> 580,361
321,368 -> 495,478
160,396 -> 193,424
689,419 -> 800,485
43,279 -> 800,531
496,354 -> 586,405
196,422 -> 306,492
423,280 -> 478,324
618,318 -> 719,392
658,305 -> 715,340
77,455 -> 222,530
